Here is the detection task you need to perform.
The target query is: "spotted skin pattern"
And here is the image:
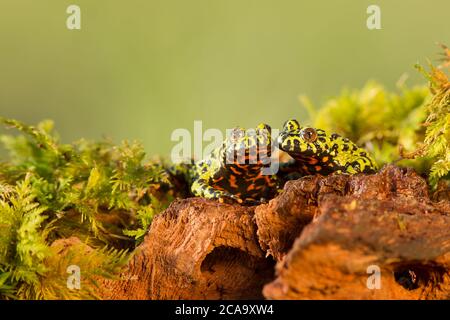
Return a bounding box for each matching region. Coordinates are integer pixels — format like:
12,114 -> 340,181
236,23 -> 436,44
184,123 -> 279,204
278,119 -> 377,175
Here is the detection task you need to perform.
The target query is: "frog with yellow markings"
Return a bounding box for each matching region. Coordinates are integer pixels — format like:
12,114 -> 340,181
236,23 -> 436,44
189,123 -> 280,205
278,119 -> 377,175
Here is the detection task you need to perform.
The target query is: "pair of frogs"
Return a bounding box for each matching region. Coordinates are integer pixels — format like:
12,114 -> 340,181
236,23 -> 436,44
174,119 -> 377,205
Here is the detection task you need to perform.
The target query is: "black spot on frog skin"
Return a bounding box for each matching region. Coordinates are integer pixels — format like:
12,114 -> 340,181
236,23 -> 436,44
330,133 -> 341,141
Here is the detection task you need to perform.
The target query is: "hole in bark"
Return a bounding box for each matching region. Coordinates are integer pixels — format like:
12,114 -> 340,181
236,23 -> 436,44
201,246 -> 275,299
393,264 -> 446,291
394,269 -> 420,290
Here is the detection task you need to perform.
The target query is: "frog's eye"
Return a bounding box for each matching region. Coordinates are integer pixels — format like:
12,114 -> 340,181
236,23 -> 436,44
283,119 -> 300,132
230,128 -> 245,141
301,127 -> 318,142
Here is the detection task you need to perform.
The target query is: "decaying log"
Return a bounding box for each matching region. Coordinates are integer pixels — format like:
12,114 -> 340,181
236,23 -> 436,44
255,165 -> 432,261
102,198 -> 274,300
262,166 -> 450,299
263,195 -> 450,299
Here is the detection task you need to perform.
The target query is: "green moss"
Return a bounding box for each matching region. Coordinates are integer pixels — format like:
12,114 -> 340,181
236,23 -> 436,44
410,45 -> 450,188
298,46 -> 449,188
0,118 -> 173,299
300,81 -> 431,172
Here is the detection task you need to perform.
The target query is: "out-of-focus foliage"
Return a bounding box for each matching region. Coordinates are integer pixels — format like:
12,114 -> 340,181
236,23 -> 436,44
407,45 -> 450,188
0,118 -> 174,299
300,46 -> 449,189
300,81 -> 431,172
3,1 -> 450,157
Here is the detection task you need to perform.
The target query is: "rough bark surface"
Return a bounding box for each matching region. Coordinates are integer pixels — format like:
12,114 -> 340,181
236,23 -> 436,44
255,165 -> 432,261
101,198 -> 274,300
262,166 -> 450,299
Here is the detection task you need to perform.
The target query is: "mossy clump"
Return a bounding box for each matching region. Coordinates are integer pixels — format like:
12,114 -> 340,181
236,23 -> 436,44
300,81 -> 430,170
407,44 -> 450,188
299,45 -> 449,189
0,118 -> 174,299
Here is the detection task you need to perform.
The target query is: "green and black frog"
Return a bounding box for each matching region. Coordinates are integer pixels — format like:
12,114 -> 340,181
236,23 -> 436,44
277,119 -> 378,175
170,123 -> 280,205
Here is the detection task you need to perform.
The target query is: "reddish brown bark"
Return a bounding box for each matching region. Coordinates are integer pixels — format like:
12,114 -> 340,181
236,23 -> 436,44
102,198 -> 274,300
254,165 -> 432,261
263,194 -> 450,299
260,166 -> 450,299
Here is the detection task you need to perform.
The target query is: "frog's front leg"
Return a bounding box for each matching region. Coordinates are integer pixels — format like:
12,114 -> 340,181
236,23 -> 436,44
343,158 -> 377,174
191,178 -> 243,204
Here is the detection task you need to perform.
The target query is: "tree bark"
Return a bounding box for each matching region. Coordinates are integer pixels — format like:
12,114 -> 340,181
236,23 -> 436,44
263,194 -> 450,299
261,166 -> 450,299
254,165 -> 432,262
101,198 -> 275,300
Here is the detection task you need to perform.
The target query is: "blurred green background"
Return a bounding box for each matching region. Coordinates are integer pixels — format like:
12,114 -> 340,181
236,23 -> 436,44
0,0 -> 449,157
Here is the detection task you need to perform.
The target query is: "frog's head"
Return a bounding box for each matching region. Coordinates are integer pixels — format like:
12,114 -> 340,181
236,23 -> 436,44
277,119 -> 327,157
223,123 -> 272,165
